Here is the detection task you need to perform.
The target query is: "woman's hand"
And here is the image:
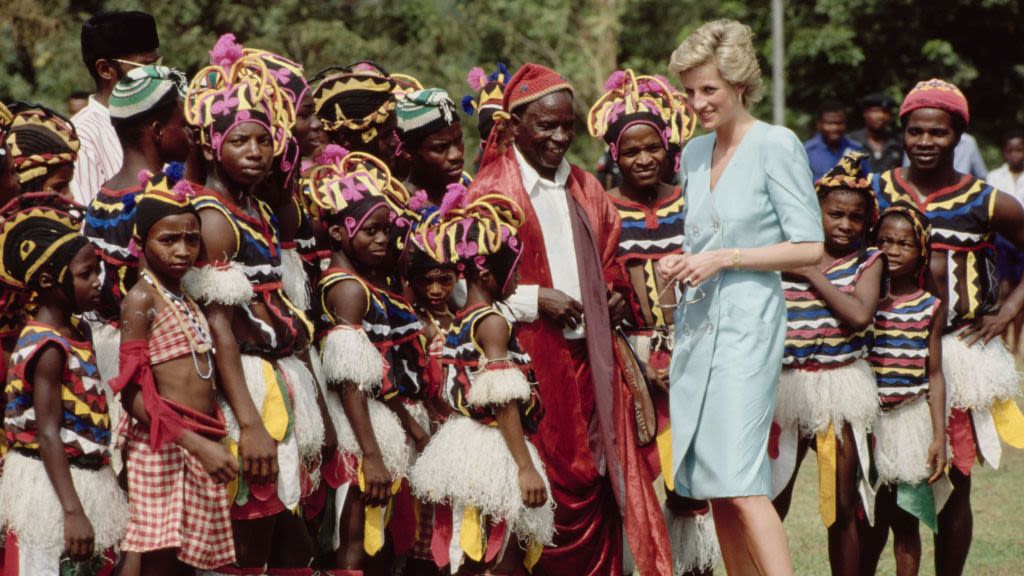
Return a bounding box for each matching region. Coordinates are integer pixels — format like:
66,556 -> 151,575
63,509 -> 95,560
657,251 -> 729,288
360,452 -> 392,507
518,464 -> 548,508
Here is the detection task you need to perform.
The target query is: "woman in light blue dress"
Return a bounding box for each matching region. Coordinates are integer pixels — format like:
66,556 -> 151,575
660,20 -> 824,575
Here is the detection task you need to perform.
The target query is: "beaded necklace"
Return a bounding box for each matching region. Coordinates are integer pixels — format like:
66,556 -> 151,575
140,270 -> 216,379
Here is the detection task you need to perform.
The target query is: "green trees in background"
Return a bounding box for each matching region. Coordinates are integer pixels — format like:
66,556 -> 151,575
2,0 -> 1021,167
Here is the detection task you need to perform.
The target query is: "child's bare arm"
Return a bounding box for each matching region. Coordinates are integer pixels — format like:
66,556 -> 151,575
925,300 -> 948,483
326,279 -> 390,506
800,257 -> 885,331
477,314 -> 547,508
31,344 -> 94,559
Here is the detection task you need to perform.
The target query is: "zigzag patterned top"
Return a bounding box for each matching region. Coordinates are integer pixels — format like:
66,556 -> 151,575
610,187 -> 684,329
783,248 -> 885,368
872,170 -> 999,328
868,289 -> 941,410
190,183 -> 313,355
83,184 -> 144,305
442,303 -> 543,430
318,268 -> 426,399
4,321 -> 110,466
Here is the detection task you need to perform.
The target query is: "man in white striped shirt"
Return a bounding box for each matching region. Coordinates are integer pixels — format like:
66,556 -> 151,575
70,10 -> 161,206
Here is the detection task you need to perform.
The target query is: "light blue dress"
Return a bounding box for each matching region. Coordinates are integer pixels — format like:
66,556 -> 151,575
670,121 -> 823,498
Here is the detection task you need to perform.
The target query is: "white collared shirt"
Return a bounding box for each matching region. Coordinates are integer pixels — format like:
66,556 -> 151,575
988,163 -> 1024,206
70,95 -> 123,207
507,146 -> 585,339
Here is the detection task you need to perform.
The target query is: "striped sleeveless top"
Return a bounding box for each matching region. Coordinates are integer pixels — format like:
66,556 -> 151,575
318,268 -> 426,399
868,290 -> 941,410
610,187 -> 685,330
783,248 -> 885,368
442,303 -> 543,430
4,322 -> 110,466
872,170 -> 998,328
84,184 -> 144,304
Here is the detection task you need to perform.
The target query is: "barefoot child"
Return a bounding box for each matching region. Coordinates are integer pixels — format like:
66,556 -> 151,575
770,153 -> 886,574
410,194 -> 553,575
306,145 -> 428,574
0,208 -> 127,574
860,204 -> 947,575
107,173 -> 238,573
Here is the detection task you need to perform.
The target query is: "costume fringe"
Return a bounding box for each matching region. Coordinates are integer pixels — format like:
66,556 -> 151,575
873,398 -> 935,485
183,263 -> 255,306
409,415 -> 554,545
0,452 -> 127,554
277,355 -> 326,464
320,327 -> 384,393
664,505 -> 720,575
466,368 -> 532,408
326,392 -> 410,480
774,359 -> 880,437
280,247 -> 311,311
942,332 -> 1021,411
220,355 -> 271,442
91,321 -> 124,473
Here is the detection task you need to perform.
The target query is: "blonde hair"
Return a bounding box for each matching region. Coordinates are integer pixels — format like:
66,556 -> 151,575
668,19 -> 764,108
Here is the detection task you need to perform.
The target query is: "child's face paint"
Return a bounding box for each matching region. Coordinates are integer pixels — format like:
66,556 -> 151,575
821,190 -> 867,256
410,266 -> 457,313
343,206 -> 391,269
876,215 -> 920,281
144,213 -> 201,282
69,243 -> 102,313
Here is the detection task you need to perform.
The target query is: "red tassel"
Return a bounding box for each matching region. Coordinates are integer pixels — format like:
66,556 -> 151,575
388,480 -> 417,556
948,408 -> 976,476
768,421 -> 782,460
484,519 -> 507,563
431,502 -> 454,568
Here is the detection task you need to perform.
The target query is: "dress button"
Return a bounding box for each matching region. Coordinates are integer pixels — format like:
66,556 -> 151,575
712,221 -> 720,233
691,224 -> 700,236
705,322 -> 713,334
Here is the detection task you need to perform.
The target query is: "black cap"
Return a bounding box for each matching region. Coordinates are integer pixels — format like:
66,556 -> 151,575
861,93 -> 896,111
81,11 -> 159,71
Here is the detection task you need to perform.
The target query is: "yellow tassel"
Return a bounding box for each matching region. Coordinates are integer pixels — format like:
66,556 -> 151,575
524,539 -> 544,572
261,360 -> 289,442
656,423 -> 674,491
460,506 -> 485,562
816,424 -> 837,528
225,440 -> 240,503
992,398 -> 1024,449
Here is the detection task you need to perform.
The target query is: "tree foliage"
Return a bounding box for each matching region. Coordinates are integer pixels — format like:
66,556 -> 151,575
2,0 -> 1021,167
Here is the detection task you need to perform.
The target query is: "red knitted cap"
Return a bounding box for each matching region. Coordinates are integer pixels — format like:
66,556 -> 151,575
503,63 -> 574,113
899,79 -> 969,126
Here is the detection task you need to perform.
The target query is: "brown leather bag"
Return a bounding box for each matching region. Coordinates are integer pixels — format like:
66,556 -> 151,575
614,327 -> 657,446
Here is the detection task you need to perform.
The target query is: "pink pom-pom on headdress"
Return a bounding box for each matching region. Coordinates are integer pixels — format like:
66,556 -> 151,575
210,33 -> 245,68
466,67 -> 488,92
172,180 -> 192,201
438,183 -> 467,217
604,70 -> 628,92
136,169 -> 153,188
408,190 -> 428,212
316,144 -> 349,166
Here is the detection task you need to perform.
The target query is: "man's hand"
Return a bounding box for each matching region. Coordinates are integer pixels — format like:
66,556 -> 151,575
238,423 -> 278,484
646,363 -> 670,393
538,287 -> 584,329
607,291 -> 628,326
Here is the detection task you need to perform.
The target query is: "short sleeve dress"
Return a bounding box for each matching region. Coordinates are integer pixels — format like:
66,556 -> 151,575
669,121 -> 823,498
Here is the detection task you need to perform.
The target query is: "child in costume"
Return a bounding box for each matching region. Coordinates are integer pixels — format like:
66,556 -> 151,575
587,69 -> 717,576
107,172 -> 238,573
305,145 -> 430,574
183,39 -> 328,575
860,204 -> 947,575
0,208 -> 127,575
769,153 -> 886,574
5,102 -> 79,200
409,193 -> 553,575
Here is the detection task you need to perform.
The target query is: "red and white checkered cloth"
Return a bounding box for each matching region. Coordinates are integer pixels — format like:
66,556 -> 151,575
121,426 -> 236,569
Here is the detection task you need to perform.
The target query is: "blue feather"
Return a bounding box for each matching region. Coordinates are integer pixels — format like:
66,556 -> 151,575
461,95 -> 477,116
164,161 -> 185,184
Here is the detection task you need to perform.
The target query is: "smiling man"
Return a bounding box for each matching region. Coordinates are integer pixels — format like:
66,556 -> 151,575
871,78 -> 1024,576
468,63 -> 669,576
396,87 -> 465,208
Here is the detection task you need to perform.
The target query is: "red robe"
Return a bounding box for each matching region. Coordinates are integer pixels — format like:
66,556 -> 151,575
469,149 -> 671,576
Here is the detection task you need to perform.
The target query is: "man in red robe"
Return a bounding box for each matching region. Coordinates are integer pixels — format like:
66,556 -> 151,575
468,63 -> 670,576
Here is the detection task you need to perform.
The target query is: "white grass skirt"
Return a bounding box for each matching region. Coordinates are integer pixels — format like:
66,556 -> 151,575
942,330 -> 1021,411
664,505 -> 720,574
873,398 -> 935,485
410,415 -> 554,545
775,359 -> 880,437
325,390 -> 410,480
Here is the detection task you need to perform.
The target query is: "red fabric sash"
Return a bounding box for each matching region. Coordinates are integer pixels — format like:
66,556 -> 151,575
108,340 -> 226,450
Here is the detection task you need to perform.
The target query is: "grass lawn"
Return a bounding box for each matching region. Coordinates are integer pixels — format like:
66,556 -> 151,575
769,440 -> 1024,575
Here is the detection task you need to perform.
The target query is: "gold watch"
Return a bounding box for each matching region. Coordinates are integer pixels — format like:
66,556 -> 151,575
730,248 -> 742,269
